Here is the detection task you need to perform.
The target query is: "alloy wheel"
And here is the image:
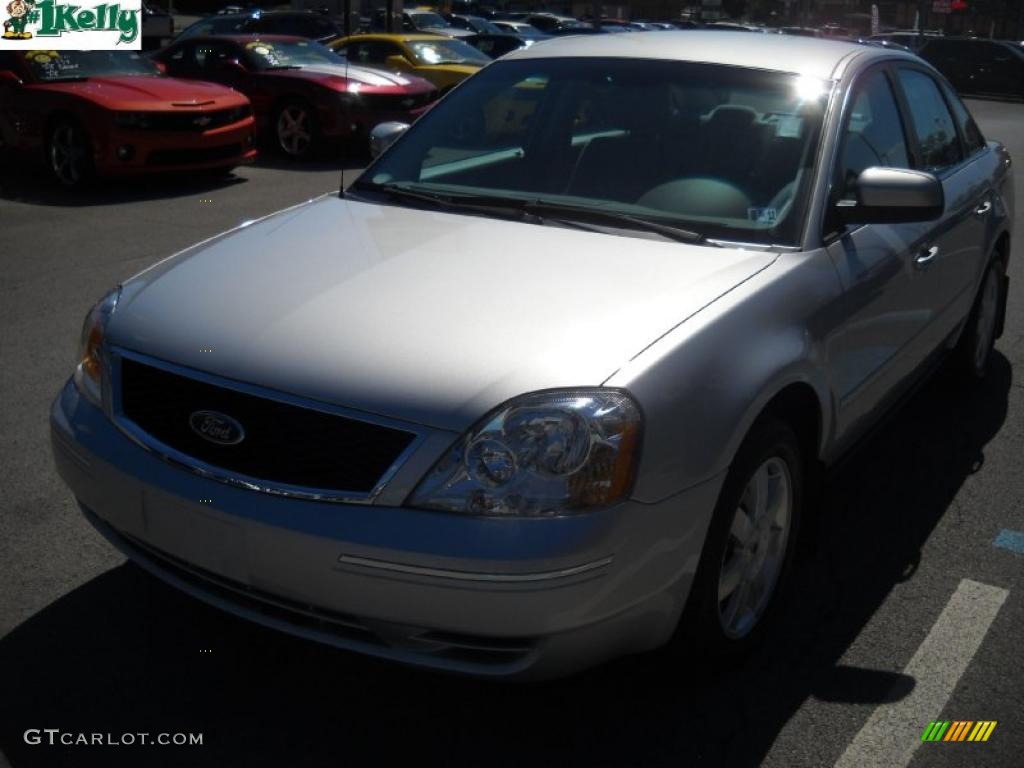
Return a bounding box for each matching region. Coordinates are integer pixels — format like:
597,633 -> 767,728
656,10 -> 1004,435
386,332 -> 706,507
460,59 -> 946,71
49,124 -> 89,186
717,456 -> 793,639
276,104 -> 312,157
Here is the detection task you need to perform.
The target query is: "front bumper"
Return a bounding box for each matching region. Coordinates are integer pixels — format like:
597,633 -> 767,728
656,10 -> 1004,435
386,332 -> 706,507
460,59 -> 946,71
96,117 -> 258,174
50,378 -> 722,679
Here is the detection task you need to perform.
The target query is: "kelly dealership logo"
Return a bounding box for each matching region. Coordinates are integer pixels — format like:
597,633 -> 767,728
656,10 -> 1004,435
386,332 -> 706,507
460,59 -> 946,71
2,0 -> 140,48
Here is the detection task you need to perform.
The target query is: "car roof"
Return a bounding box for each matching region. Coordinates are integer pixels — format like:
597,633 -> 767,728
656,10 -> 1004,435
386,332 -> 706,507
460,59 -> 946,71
186,34 -> 312,43
505,30 -> 918,79
338,32 -> 451,43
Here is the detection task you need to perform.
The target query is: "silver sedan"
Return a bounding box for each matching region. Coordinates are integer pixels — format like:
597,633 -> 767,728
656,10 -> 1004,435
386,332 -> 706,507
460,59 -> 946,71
51,32 -> 1013,678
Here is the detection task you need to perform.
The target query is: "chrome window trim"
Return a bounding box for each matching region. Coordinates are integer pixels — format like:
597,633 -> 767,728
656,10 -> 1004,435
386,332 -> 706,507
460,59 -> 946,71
109,347 -> 429,505
336,553 -> 614,582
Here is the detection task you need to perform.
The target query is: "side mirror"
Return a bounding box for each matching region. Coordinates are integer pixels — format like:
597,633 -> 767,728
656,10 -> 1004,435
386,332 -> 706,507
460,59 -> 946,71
836,167 -> 944,224
0,69 -> 23,85
369,121 -> 410,158
385,54 -> 411,71
153,60 -> 168,75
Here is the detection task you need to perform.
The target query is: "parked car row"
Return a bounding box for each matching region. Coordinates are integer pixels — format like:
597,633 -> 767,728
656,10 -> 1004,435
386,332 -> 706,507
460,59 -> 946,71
3,13 -> 1020,191
0,35 -> 446,186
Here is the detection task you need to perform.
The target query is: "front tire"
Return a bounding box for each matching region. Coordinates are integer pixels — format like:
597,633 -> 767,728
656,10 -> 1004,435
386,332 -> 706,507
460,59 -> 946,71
674,418 -> 804,656
273,99 -> 318,160
47,120 -> 95,189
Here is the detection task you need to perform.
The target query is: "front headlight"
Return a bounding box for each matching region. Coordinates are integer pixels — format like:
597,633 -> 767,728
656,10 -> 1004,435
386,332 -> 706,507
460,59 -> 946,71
408,389 -> 642,517
73,287 -> 120,407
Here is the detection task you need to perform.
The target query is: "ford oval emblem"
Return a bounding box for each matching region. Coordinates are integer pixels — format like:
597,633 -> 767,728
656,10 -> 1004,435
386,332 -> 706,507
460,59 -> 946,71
189,410 -> 245,445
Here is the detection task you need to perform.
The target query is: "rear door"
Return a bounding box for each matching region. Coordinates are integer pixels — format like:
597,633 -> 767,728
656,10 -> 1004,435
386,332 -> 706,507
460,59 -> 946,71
919,39 -> 970,91
892,64 -> 987,349
980,42 -> 1024,98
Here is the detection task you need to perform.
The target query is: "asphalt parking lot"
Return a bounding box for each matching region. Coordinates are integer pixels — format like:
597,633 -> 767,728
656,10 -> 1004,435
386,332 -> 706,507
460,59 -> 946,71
1,98 -> 1023,768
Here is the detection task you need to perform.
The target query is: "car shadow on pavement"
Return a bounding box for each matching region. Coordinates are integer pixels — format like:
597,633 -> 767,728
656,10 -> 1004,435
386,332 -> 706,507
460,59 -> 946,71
0,163 -> 250,208
0,355 -> 1011,768
252,149 -> 370,173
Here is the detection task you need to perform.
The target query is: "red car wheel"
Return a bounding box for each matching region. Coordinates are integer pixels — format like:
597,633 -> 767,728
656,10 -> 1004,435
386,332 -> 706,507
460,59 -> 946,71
274,99 -> 318,159
48,120 -> 95,189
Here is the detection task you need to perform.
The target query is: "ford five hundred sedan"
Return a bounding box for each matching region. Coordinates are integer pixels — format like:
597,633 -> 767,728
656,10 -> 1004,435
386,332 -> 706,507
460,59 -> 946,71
51,33 -> 1013,679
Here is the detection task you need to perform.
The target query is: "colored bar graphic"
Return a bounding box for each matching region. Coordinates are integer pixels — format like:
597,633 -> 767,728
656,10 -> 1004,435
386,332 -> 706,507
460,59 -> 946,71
922,720 -> 996,743
921,721 -> 951,741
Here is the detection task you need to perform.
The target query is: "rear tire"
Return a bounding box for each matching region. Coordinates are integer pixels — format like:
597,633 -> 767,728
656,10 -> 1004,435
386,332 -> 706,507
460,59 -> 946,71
952,256 -> 1005,382
671,418 -> 804,658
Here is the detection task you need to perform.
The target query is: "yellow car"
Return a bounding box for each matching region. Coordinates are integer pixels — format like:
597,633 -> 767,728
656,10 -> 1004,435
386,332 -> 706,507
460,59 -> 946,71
330,34 -> 490,94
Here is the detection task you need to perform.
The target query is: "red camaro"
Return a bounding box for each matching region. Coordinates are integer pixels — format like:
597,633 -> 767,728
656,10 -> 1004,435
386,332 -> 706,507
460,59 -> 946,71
0,50 -> 257,188
152,36 -> 438,159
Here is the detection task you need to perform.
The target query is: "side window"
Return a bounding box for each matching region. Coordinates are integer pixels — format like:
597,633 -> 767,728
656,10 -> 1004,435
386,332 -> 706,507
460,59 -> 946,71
941,81 -> 986,156
895,68 -> 962,171
163,45 -> 187,72
380,42 -> 405,62
194,41 -> 234,72
348,42 -> 371,64
837,69 -> 910,200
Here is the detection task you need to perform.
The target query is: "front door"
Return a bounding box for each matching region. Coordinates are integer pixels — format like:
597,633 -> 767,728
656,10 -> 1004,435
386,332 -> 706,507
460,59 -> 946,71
824,66 -> 942,445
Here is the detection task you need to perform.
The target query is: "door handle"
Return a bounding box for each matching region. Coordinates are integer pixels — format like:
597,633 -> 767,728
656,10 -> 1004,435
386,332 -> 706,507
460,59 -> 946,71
974,201 -> 992,216
915,245 -> 939,268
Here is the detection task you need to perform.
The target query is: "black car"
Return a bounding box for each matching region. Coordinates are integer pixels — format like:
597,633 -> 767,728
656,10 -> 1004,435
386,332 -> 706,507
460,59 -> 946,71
445,14 -> 504,34
173,11 -> 342,44
463,32 -> 528,58
919,37 -> 1024,99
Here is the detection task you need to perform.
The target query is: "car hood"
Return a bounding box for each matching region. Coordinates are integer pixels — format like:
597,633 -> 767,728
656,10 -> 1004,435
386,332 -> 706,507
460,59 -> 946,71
272,63 -> 434,91
110,196 -> 776,432
37,75 -> 246,110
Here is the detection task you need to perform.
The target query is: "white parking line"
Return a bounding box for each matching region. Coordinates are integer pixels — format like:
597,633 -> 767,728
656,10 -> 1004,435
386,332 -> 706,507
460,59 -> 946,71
833,578 -> 1008,768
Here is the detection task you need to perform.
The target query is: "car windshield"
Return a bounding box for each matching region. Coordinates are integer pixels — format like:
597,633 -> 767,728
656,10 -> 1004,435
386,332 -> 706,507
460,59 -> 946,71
242,39 -> 345,69
23,50 -> 161,81
410,12 -> 449,29
469,18 -> 504,34
176,15 -> 248,39
504,23 -> 545,38
407,38 -> 491,65
357,58 -> 830,246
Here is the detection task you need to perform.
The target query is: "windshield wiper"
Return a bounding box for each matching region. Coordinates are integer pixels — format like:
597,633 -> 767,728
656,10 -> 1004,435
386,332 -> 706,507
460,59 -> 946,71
354,183 -> 712,244
518,200 -> 711,245
352,182 -> 541,223
44,76 -> 89,82
265,65 -> 302,70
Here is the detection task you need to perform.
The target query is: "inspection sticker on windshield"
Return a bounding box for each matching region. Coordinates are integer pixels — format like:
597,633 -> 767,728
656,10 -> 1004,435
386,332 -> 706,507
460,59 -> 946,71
775,115 -> 804,138
748,207 -> 778,224
0,0 -> 142,48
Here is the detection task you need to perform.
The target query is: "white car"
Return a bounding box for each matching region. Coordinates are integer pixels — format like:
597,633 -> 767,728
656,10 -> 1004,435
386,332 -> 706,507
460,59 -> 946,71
53,33 -> 1012,679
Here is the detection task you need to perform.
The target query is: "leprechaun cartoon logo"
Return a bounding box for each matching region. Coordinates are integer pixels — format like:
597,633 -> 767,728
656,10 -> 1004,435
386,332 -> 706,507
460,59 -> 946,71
3,0 -> 35,39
